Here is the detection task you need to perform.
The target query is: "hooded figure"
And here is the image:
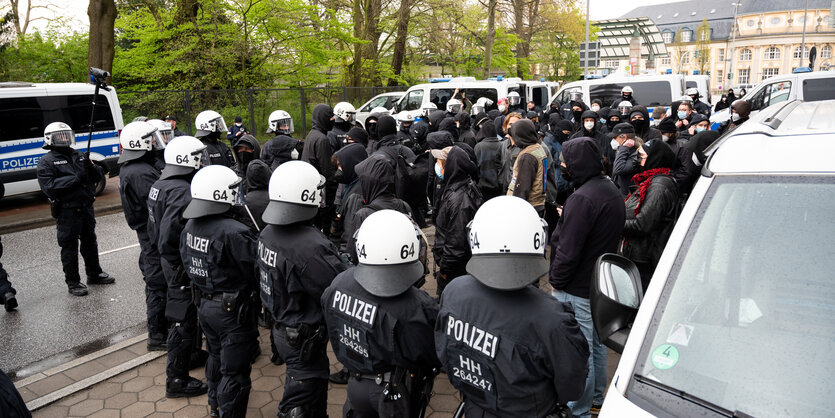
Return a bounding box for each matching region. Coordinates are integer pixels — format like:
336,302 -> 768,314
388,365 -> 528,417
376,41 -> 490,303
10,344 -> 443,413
676,130 -> 720,195
719,99 -> 751,135
628,105 -> 661,142
623,139 -> 679,289
714,94 -> 730,112
364,109 -> 387,152
428,110 -> 447,133
455,112 -> 476,148
438,118 -> 459,142
243,160 -> 270,231
474,115 -> 506,200
261,135 -> 300,170
347,154 -> 411,264
603,108 -> 621,131
346,127 -> 369,148
570,110 -> 608,158
333,143 -> 369,250
507,119 -> 548,215
232,134 -> 262,179
302,103 -> 338,231
433,146 -> 484,296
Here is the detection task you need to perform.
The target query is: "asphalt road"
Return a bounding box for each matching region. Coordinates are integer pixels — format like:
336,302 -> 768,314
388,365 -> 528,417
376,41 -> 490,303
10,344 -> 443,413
0,212 -> 148,375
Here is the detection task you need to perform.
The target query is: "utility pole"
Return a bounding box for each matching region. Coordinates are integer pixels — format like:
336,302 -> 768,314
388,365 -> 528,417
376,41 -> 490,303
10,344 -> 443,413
585,0 -> 590,79
800,0 -> 809,67
725,2 -> 742,91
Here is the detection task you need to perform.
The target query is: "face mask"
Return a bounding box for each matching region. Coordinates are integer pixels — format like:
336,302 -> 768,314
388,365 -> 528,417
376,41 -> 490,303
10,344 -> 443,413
610,139 -> 620,150
584,121 -> 595,131
695,126 -> 706,133
498,104 -> 507,113
631,118 -> 647,131
662,134 -> 670,142
677,111 -> 687,119
333,169 -> 345,184
290,149 -> 299,159
691,152 -> 702,167
434,163 -> 444,179
591,105 -> 600,112
600,118 -> 606,124
559,164 -> 572,183
731,113 -> 741,122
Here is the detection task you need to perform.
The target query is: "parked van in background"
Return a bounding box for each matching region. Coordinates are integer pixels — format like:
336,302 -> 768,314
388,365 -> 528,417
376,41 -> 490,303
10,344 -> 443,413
684,74 -> 711,105
0,82 -> 124,200
550,74 -> 686,111
355,91 -> 404,129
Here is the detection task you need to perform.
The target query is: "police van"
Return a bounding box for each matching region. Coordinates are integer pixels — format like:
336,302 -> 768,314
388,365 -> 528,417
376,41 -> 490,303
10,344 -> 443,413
392,77 -> 552,120
550,74 -> 685,111
0,82 -> 124,200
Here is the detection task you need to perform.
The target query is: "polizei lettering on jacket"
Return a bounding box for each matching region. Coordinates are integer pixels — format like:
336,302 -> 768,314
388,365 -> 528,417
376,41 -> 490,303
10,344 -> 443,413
446,315 -> 499,359
258,241 -> 277,268
185,232 -> 209,253
331,290 -> 377,326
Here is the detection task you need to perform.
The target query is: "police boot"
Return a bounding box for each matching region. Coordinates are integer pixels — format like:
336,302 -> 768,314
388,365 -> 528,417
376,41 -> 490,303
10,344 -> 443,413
209,406 -> 220,417
147,333 -> 167,351
87,272 -> 116,285
165,377 -> 208,398
2,292 -> 17,312
277,406 -> 307,418
67,282 -> 89,297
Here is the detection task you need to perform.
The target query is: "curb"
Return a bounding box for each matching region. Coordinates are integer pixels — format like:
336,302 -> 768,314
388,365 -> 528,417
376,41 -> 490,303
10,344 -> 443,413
0,203 -> 124,235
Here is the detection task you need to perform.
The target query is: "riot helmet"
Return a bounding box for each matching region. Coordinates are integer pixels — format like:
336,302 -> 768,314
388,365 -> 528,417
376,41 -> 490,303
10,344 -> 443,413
507,91 -> 521,106
568,89 -> 583,103
267,110 -> 294,135
354,210 -> 425,297
334,102 -> 357,124
446,98 -> 463,114
147,119 -> 174,144
618,100 -> 633,116
421,102 -> 438,118
160,136 -> 208,179
263,160 -> 325,225
43,122 -> 75,148
195,110 -> 228,137
183,165 -> 244,218
118,121 -> 166,163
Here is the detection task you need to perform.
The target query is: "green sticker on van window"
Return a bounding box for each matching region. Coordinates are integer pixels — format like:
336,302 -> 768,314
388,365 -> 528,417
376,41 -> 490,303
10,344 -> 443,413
651,344 -> 679,370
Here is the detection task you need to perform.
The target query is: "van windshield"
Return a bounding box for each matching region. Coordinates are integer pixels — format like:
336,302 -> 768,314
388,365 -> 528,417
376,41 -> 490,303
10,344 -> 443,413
801,77 -> 835,102
629,176 -> 835,417
589,81 -> 673,107
0,94 -> 116,142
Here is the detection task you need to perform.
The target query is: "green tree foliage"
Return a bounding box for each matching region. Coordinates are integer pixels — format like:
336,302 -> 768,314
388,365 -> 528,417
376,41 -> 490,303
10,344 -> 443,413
529,0 -> 588,82
0,30 -> 88,82
695,18 -> 711,75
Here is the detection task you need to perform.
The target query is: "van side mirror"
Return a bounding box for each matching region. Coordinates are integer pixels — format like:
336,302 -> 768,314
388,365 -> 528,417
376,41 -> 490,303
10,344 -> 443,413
590,254 -> 643,354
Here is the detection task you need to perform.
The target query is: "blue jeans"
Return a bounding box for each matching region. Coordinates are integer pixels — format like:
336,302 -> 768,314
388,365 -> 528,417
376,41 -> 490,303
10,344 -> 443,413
552,290 -> 607,418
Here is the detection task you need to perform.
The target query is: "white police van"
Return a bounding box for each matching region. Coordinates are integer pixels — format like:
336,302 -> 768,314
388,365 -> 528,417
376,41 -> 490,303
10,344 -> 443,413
592,99 -> 835,417
0,82 -> 124,200
550,74 -> 685,111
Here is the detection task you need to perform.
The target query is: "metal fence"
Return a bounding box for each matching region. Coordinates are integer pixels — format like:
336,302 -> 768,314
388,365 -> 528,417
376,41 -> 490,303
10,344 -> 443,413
117,86 -> 408,141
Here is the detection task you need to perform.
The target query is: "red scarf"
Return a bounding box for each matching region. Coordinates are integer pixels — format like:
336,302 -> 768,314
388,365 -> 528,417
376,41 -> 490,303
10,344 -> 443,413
625,167 -> 670,215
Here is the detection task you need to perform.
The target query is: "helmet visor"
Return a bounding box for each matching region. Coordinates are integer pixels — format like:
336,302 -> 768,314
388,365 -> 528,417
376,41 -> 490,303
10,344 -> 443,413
157,128 -> 174,145
147,129 -> 167,150
50,130 -> 75,147
192,146 -> 210,168
569,92 -> 582,102
509,96 -> 521,106
471,105 -> 484,115
212,117 -> 228,133
276,118 -> 294,134
229,177 -> 245,206
619,105 -> 632,115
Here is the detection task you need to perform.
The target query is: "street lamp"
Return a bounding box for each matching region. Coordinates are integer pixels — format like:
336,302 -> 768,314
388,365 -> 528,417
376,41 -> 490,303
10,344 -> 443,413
725,2 -> 742,91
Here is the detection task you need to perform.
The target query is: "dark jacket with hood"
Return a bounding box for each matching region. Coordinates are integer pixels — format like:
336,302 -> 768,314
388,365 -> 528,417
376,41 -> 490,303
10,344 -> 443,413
507,119 -> 548,214
473,117 -> 506,199
243,160 -> 270,231
622,140 -> 679,269
438,118 -> 459,143
371,115 -> 416,160
364,111 -> 384,153
334,143 -> 369,250
629,106 -> 661,142
261,135 -> 300,170
303,104 -> 335,180
327,122 -> 351,152
434,146 -> 484,280
455,112 -> 476,148
232,134 -> 262,179
347,154 -> 411,264
676,130 -> 719,196
719,99 -> 750,135
549,137 -> 625,298
570,110 -> 609,157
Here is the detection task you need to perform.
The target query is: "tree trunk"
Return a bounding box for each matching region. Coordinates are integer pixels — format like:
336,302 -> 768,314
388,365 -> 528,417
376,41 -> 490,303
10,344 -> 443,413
87,0 -> 117,76
389,0 -> 412,86
511,0 -> 540,78
482,0 -> 497,78
349,0 -> 364,88
175,0 -> 200,25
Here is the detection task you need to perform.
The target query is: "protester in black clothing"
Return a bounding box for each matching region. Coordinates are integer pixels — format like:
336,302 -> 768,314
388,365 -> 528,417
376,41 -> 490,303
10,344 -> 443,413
195,110 -> 235,167
364,111 -> 384,152
332,143 -> 369,253
570,110 -> 608,157
431,146 -> 483,297
226,116 -> 248,143
678,130 -> 720,196
346,127 -> 369,148
455,112 -> 476,147
609,123 -> 641,196
623,139 -> 679,289
718,99 -> 751,135
714,94 -> 730,112
603,107 -> 621,132
303,104 -> 337,234
261,135 -> 300,170
628,105 -> 661,142
37,122 -> 115,296
232,134 -> 261,180
474,113 -> 506,200
243,160 -> 271,231
0,368 -> 29,417
438,118 -> 459,143
373,116 -> 416,159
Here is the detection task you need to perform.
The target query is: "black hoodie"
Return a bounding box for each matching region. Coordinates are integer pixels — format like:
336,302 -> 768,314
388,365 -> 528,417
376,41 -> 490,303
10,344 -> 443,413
438,118 -> 459,142
428,110 -> 447,132
570,109 -> 608,158
334,143 -> 369,248
549,137 -> 624,298
628,105 -> 661,142
434,146 -> 484,285
473,119 -> 505,200
303,104 -> 335,180
233,134 -> 262,178
261,135 -> 300,170
455,112 -> 476,148
244,160 -> 270,231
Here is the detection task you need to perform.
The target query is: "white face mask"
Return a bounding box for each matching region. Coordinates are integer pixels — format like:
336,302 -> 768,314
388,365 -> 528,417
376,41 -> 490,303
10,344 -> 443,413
584,121 -> 595,131
610,139 -> 620,150
290,149 -> 299,160
731,113 -> 741,122
498,104 -> 507,112
691,152 -> 702,167
591,105 -> 600,112
662,134 -> 670,142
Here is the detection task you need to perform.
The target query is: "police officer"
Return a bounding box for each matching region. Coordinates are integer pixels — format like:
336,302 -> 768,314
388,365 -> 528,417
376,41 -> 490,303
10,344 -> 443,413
257,161 -> 347,418
195,110 -> 235,167
686,87 -> 711,117
0,237 -> 19,312
147,136 -> 209,398
180,165 -> 259,417
330,102 -> 356,150
322,210 -> 440,418
118,121 -> 168,349
435,196 -> 589,417
37,122 -> 115,296
410,103 -> 437,154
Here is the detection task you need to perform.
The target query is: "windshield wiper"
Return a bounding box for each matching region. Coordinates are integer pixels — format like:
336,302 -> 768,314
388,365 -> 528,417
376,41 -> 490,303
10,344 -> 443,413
633,374 -> 754,418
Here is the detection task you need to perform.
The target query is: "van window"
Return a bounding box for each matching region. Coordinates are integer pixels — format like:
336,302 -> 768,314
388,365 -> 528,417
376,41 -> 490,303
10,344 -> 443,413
0,94 -> 116,142
360,95 -> 390,112
430,88 -> 455,110
401,90 -> 424,111
461,88 -> 498,111
629,176 -> 835,417
748,81 -> 791,111
589,81 -> 673,107
802,78 -> 835,102
685,81 -> 697,89
532,87 -> 548,107
429,88 -> 498,111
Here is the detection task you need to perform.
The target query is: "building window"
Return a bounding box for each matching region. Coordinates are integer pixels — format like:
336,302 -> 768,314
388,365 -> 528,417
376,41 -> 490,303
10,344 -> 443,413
681,29 -> 692,42
794,46 -> 809,59
681,51 -> 690,64
662,31 -> 674,44
822,46 -> 832,59
740,48 -> 752,61
716,70 -> 723,83
604,60 -> 619,68
762,68 -> 779,80
770,17 -> 781,25
764,47 -> 781,60
718,48 -> 725,61
661,57 -> 671,65
738,69 -> 750,84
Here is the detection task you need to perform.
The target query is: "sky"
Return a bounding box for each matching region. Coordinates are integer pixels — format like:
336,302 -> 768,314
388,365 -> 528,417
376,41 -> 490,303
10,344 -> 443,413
30,0 -> 672,32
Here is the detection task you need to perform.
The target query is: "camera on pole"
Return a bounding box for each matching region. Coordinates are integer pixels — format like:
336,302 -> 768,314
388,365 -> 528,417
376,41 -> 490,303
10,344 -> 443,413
86,67 -> 111,156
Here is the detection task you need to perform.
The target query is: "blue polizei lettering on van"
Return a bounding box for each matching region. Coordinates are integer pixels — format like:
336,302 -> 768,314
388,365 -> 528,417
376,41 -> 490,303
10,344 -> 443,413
0,131 -> 118,154
0,131 -> 119,173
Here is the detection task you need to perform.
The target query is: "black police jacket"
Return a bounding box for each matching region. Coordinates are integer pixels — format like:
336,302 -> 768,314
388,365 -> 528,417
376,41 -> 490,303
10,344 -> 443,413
257,223 -> 347,327
118,158 -> 160,231
435,275 -> 589,417
321,268 -> 441,374
37,148 -> 101,207
201,138 -> 235,167
180,214 -> 258,295
147,177 -> 191,267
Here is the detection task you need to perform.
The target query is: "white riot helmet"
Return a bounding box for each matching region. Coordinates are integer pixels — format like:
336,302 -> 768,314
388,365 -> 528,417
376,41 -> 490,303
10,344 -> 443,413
118,121 -> 166,164
147,119 -> 174,144
678,95 -> 694,105
685,87 -> 699,99
160,136 -> 208,179
370,106 -> 389,115
421,102 -> 438,118
195,110 -> 228,137
267,110 -> 294,135
263,160 -> 325,225
466,196 -> 549,290
446,98 -> 463,114
43,122 -> 75,148
471,97 -> 494,115
333,102 -> 357,124
354,210 -> 425,297
507,91 -> 521,106
183,165 -> 244,219
568,89 -> 583,103
396,111 -> 413,126
622,86 -> 633,95
618,100 -> 634,116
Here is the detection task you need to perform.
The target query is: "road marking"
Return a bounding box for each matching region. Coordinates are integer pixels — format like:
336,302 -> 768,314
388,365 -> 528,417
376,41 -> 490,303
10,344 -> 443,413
98,243 -> 140,256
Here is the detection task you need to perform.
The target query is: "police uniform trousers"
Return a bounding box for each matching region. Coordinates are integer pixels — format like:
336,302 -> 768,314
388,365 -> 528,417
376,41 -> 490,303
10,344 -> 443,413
0,368 -> 30,418
56,205 -> 102,283
136,225 -> 167,338
274,325 -> 329,417
344,377 -> 388,418
199,298 -> 259,416
0,242 -> 15,299
163,263 -> 199,382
